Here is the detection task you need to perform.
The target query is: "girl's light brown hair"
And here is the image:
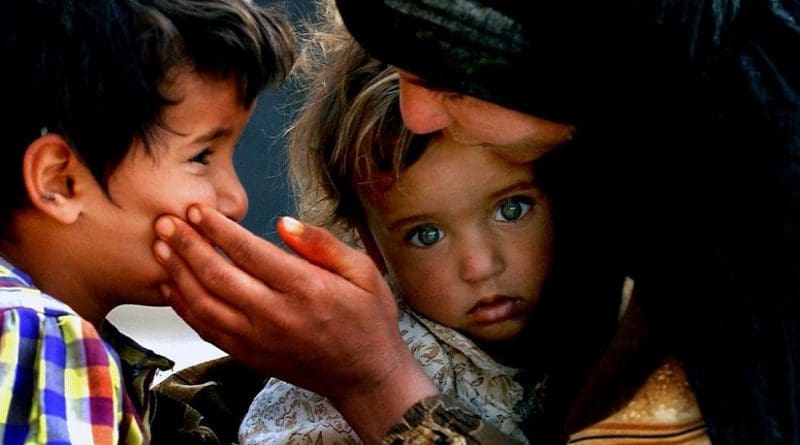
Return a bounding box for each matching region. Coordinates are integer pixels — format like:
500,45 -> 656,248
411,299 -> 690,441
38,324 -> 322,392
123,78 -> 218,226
288,0 -> 427,242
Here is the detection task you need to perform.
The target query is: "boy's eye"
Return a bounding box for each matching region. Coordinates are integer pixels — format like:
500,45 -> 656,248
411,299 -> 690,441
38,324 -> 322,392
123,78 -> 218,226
190,148 -> 213,165
408,224 -> 444,247
494,196 -> 532,222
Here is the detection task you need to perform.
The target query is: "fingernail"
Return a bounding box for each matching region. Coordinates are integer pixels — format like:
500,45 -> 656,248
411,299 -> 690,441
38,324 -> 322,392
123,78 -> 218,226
153,240 -> 172,262
188,206 -> 202,224
160,283 -> 171,299
281,216 -> 304,235
155,217 -> 176,238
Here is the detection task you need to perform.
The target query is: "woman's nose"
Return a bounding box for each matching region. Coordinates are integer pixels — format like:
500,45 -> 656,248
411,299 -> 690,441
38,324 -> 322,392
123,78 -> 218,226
398,77 -> 453,135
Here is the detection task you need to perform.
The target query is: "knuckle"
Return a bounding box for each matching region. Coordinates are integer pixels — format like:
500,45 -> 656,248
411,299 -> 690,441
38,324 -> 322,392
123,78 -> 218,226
195,328 -> 220,346
197,260 -> 234,290
171,224 -> 197,254
225,235 -> 257,267
304,225 -> 339,255
302,274 -> 328,298
352,249 -> 374,268
319,234 -> 343,258
159,251 -> 182,275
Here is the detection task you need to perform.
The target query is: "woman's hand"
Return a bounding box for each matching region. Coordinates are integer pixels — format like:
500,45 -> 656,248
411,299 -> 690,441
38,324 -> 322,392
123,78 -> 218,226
152,205 -> 437,443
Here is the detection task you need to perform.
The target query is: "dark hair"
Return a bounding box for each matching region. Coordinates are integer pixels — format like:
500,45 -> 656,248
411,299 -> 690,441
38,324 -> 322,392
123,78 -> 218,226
0,0 -> 294,236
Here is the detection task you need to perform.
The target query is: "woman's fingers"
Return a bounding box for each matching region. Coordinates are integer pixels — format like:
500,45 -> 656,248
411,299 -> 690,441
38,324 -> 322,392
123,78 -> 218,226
180,206 -> 347,295
158,282 -> 252,357
154,214 -> 280,308
277,216 -> 385,292
150,208 -> 439,436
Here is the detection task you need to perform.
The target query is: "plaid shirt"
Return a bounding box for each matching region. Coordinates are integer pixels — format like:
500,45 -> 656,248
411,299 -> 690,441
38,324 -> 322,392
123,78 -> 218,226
0,258 -> 172,444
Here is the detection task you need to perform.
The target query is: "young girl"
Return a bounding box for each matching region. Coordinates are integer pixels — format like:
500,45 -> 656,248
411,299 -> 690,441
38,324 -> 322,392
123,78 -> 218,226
238,9 -> 554,444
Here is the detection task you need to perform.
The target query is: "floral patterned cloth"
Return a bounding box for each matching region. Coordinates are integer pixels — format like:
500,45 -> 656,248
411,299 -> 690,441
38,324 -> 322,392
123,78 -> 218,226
239,302 -> 544,444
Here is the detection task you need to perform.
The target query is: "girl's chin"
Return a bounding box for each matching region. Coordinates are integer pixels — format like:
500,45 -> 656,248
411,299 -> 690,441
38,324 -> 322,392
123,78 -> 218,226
469,322 -> 525,344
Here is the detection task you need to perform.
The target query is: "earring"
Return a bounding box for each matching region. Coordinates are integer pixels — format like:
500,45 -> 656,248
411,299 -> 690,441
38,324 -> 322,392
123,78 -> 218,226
41,193 -> 56,202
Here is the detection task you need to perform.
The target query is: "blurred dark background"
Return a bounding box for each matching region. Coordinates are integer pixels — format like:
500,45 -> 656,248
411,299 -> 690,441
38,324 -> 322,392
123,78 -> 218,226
237,0 -> 314,241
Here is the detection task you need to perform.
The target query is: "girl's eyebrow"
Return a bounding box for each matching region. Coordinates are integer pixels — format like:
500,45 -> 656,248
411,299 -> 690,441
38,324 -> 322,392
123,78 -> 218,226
384,181 -> 538,233
489,180 -> 539,201
385,213 -> 433,234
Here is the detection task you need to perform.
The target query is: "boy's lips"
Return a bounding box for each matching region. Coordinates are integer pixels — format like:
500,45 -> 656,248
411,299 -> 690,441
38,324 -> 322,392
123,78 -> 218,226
468,295 -> 521,324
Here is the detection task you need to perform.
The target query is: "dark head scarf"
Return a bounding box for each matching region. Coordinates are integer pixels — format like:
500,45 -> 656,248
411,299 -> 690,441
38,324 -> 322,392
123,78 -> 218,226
334,0 -> 659,125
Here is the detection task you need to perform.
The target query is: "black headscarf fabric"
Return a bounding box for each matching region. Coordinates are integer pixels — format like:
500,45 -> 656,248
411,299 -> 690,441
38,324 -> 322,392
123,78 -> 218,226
337,0 -> 800,444
335,1 -> 694,124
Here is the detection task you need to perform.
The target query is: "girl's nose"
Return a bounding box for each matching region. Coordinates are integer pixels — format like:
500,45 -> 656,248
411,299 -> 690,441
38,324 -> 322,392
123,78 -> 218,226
398,77 -> 453,135
458,237 -> 505,284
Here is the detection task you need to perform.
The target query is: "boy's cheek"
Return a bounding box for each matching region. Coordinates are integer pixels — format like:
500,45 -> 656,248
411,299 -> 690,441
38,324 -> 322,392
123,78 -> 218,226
156,182 -> 218,217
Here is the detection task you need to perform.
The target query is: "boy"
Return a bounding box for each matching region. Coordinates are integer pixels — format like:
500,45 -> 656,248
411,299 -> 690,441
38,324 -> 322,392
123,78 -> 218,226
0,0 -> 293,443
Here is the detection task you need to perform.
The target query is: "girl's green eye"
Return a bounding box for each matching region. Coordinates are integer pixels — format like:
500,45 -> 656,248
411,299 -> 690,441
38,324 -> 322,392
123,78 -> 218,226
409,224 -> 444,247
495,197 -> 532,222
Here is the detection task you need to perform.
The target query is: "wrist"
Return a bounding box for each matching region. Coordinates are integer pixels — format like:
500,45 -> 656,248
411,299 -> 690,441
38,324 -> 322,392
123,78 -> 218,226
332,348 -> 438,444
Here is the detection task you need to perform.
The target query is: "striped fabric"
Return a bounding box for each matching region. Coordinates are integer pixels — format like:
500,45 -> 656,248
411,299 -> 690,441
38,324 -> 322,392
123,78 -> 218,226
0,258 -> 152,444
568,420 -> 707,444
566,358 -> 709,445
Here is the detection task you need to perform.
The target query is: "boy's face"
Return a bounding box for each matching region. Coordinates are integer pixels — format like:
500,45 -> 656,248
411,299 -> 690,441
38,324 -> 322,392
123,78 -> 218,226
80,70 -> 251,308
359,136 -> 554,345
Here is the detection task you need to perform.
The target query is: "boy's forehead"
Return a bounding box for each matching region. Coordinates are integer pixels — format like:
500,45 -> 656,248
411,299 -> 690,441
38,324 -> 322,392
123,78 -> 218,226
161,69 -> 248,108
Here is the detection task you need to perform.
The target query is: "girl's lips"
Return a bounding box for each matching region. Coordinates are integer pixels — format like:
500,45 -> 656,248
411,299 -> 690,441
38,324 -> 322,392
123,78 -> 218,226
468,296 -> 520,324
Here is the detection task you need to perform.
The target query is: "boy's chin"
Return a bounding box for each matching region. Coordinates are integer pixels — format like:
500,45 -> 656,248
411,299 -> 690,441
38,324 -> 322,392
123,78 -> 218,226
127,280 -> 172,307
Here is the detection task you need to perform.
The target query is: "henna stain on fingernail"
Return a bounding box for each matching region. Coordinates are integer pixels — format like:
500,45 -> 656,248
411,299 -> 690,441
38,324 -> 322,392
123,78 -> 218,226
188,206 -> 202,224
281,216 -> 304,235
155,217 -> 176,238
153,240 -> 172,261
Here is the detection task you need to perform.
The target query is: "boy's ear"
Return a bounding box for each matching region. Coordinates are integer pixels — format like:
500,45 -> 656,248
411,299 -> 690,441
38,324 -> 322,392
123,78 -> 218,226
355,222 -> 388,274
22,134 -> 91,224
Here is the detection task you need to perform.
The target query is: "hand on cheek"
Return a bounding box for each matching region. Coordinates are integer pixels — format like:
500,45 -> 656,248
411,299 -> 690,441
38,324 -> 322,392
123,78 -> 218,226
151,207 -> 437,442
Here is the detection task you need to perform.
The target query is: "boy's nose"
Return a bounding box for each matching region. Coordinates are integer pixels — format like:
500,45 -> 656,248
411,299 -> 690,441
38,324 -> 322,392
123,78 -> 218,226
217,170 -> 248,222
398,77 -> 453,135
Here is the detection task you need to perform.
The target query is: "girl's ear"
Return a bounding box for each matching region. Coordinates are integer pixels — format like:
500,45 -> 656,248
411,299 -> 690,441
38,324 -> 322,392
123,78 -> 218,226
355,222 -> 389,274
22,133 -> 93,224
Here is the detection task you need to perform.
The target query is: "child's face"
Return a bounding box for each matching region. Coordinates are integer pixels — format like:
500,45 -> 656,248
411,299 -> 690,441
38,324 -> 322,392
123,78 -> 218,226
81,70 -> 251,308
360,136 -> 554,344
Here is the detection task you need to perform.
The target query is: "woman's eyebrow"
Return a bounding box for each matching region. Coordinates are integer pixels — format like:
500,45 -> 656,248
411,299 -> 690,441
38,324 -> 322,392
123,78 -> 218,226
397,70 -> 451,92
